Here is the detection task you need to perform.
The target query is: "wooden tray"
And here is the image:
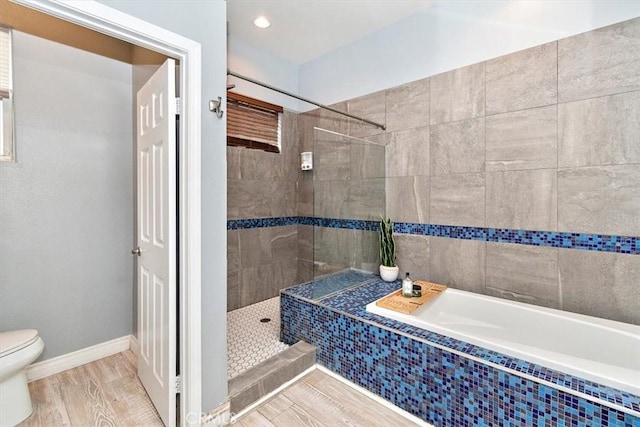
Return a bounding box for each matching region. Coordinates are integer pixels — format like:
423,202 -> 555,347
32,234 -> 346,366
375,280 -> 447,314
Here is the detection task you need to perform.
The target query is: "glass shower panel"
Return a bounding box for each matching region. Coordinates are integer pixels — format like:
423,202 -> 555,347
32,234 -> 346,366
312,128 -> 385,279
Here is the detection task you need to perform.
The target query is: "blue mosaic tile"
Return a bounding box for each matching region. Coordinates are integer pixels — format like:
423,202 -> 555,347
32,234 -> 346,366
299,276 -> 640,414
281,292 -> 640,426
282,269 -> 376,300
227,216 -> 640,255
227,216 -> 299,230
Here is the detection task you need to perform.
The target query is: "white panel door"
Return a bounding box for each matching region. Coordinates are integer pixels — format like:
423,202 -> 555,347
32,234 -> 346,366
136,58 -> 176,427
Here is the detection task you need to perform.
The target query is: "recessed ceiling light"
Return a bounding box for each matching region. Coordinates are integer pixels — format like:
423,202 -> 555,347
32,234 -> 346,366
253,16 -> 271,29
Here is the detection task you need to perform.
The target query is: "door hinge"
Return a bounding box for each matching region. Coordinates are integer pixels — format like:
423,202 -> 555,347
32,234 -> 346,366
175,97 -> 181,115
175,375 -> 181,394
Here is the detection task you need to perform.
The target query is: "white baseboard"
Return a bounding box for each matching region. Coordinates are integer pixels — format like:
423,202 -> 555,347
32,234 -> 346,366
26,335 -> 133,382
129,334 -> 139,357
316,365 -> 433,427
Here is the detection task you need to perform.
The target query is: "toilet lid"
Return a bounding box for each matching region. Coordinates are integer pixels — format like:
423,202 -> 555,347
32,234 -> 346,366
0,329 -> 39,357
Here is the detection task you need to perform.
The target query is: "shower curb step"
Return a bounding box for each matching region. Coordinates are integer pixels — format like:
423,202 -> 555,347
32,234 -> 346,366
228,341 -> 316,414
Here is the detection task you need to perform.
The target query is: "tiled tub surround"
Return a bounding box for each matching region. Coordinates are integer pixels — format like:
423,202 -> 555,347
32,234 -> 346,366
281,277 -> 640,426
366,288 -> 640,396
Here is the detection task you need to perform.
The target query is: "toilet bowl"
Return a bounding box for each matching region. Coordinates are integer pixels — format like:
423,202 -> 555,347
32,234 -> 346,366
0,330 -> 45,427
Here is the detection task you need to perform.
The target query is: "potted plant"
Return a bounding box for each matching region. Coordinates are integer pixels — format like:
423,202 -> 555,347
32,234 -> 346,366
379,217 -> 399,282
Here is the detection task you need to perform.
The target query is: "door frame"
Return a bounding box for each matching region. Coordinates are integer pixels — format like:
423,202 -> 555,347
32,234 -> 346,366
14,0 -> 203,423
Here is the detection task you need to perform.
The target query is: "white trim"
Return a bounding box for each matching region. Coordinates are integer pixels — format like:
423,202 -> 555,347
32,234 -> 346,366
13,1 -> 203,425
26,335 -> 131,382
316,365 -> 433,427
230,365 -> 317,423
129,334 -> 139,358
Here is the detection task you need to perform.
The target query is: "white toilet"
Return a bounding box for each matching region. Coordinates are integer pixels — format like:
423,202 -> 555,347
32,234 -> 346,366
0,330 -> 45,427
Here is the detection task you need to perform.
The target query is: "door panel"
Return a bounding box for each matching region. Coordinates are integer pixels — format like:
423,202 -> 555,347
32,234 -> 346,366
136,58 -> 176,427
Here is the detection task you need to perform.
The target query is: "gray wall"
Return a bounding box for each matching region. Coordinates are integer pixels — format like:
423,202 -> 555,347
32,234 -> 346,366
96,0 -> 229,410
226,112 -> 299,310
298,18 -> 640,325
0,32 -> 134,359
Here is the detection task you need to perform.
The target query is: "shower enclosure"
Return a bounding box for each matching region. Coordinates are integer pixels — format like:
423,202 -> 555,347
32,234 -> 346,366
302,128 -> 386,281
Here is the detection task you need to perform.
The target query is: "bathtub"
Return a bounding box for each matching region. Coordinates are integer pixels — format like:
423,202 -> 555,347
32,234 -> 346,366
366,288 -> 640,396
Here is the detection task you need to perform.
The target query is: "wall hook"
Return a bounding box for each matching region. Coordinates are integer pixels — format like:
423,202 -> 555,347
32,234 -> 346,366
209,97 -> 224,119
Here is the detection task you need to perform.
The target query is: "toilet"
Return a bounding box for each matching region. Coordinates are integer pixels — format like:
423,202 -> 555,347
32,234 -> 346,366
0,330 -> 45,427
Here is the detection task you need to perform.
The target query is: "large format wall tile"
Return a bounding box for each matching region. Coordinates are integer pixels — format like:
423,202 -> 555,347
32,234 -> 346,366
348,178 -> 386,220
297,225 -> 313,262
558,165 -> 640,236
271,226 -> 298,262
228,230 -> 240,274
386,127 -> 429,177
351,142 -> 385,179
314,227 -> 356,271
485,243 -> 559,309
297,177 -> 313,217
227,271 -> 241,311
386,175 -> 429,224
348,91 -> 386,138
430,62 -> 485,125
385,77 -> 430,132
239,228 -> 272,268
314,180 -> 350,219
430,173 -> 485,227
314,137 -> 351,182
486,169 -> 557,230
302,102 -> 349,136
486,105 -> 557,171
486,42 -> 557,115
270,180 -> 298,218
395,234 -> 430,281
430,117 -> 485,175
559,249 -> 640,325
558,18 -> 640,103
228,179 -> 272,219
429,237 -> 485,293
354,230 -> 379,273
558,91 -> 640,168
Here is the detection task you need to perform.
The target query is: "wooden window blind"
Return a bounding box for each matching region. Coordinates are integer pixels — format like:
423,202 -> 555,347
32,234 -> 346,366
0,27 -> 11,99
227,92 -> 283,153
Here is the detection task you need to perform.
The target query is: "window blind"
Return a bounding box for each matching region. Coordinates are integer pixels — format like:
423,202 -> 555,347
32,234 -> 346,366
0,28 -> 11,99
227,92 -> 283,153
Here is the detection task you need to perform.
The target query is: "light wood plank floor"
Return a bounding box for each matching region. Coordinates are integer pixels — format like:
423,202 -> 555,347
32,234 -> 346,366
20,350 -> 163,427
235,370 -> 420,427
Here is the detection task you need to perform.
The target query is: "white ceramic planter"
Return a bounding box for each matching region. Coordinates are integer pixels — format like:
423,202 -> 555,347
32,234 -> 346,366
379,265 -> 399,282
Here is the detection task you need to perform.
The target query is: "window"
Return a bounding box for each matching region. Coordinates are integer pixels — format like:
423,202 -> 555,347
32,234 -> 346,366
0,26 -> 14,162
227,92 -> 282,153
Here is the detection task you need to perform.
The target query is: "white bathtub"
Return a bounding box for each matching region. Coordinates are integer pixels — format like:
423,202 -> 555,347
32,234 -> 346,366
366,288 -> 640,396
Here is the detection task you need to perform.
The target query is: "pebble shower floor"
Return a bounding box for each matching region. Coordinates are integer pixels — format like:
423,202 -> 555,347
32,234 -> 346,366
226,296 -> 289,379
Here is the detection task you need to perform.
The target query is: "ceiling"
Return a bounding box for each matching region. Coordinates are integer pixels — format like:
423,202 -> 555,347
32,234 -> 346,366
227,0 -> 436,64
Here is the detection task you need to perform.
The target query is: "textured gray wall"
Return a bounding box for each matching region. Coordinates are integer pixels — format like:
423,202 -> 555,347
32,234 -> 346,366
227,112 -> 300,310
299,18 -> 640,325
95,0 -> 229,410
0,32 -> 134,359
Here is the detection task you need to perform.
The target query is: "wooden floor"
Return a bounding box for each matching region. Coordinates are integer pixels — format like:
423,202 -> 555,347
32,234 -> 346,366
20,350 -> 163,427
236,370 -> 420,427
21,352 -> 419,427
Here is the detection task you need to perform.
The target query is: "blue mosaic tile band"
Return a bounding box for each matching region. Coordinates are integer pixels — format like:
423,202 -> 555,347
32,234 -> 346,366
281,278 -> 640,425
397,222 -> 640,255
227,216 -> 640,255
226,216 -> 299,230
